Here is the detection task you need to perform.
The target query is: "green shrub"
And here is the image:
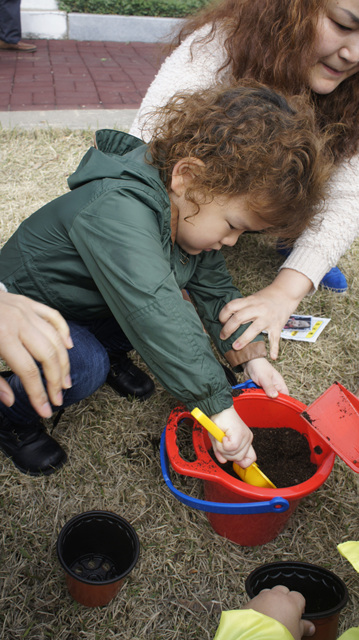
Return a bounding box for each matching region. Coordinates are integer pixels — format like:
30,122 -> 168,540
58,0 -> 209,18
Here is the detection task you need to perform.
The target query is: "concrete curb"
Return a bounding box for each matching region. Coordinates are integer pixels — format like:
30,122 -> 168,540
22,10 -> 67,40
21,4 -> 182,43
68,14 -> 181,43
0,109 -> 138,131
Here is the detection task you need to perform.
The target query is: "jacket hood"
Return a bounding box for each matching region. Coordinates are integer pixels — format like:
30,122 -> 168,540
67,129 -> 163,192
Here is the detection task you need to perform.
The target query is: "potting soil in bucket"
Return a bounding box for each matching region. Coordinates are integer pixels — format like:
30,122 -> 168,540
164,389 -> 336,546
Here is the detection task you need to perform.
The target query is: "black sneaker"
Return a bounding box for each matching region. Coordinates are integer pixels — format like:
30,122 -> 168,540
106,353 -> 155,401
0,415 -> 67,476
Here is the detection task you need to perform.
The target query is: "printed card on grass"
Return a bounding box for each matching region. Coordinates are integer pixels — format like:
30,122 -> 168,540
280,315 -> 331,342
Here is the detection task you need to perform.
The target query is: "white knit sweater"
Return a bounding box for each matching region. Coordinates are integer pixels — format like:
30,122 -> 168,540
130,27 -> 359,289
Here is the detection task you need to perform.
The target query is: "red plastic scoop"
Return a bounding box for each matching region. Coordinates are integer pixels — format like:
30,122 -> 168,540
301,382 -> 359,473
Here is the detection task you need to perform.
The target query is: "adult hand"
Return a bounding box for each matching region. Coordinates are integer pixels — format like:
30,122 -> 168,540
243,357 -> 289,398
219,269 -> 313,360
0,293 -> 72,418
243,585 -> 315,640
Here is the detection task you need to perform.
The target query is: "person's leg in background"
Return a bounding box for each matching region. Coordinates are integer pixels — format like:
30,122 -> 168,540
0,317 -> 154,476
0,321 -> 111,476
0,0 -> 37,52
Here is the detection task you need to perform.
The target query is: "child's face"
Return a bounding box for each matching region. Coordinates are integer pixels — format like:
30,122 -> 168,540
174,193 -> 271,255
288,319 -> 308,328
309,0 -> 359,94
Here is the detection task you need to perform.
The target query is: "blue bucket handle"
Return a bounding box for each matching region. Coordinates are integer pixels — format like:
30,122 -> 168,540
160,428 -> 289,515
232,379 -> 259,391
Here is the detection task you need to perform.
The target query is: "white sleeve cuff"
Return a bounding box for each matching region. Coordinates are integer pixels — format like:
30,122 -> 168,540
279,246 -> 334,291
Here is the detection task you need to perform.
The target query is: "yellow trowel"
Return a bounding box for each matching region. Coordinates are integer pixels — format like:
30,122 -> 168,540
191,407 -> 276,488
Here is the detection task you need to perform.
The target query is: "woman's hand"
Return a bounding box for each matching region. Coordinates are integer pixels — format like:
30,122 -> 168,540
243,358 -> 288,398
219,269 -> 313,360
243,585 -> 315,640
0,293 -> 73,417
209,405 -> 256,467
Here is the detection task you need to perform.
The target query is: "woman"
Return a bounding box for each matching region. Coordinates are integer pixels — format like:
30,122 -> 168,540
130,0 -> 359,360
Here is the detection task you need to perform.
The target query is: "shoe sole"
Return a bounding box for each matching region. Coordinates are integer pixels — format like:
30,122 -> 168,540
319,285 -> 348,293
0,44 -> 37,52
0,446 -> 67,477
106,380 -> 155,402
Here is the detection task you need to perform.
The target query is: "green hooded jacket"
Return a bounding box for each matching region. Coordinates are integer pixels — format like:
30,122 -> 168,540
0,130 -> 265,416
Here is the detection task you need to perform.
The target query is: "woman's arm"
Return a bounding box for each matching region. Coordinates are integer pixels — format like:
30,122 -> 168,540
220,154 -> 359,358
129,26 -> 227,141
281,155 -> 359,287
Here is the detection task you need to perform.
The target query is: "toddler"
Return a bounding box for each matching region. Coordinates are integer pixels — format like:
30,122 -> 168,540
0,81 -> 331,476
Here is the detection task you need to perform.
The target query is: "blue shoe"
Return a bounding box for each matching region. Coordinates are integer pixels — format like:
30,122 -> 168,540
276,241 -> 347,293
319,266 -> 347,292
276,240 -> 291,257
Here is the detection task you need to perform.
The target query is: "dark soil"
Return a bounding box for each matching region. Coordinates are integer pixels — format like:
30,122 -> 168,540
211,427 -> 318,488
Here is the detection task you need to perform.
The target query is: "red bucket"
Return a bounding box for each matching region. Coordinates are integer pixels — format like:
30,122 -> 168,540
163,389 -> 335,546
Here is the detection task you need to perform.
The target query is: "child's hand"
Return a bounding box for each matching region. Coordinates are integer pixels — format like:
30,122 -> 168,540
243,585 -> 315,640
209,405 -> 256,467
243,357 -> 288,398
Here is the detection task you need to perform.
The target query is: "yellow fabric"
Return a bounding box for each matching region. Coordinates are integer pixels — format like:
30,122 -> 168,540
336,541 -> 359,639
213,610 -> 294,640
213,611 -> 359,640
215,546 -> 359,640
337,542 -> 359,572
339,629 -> 359,640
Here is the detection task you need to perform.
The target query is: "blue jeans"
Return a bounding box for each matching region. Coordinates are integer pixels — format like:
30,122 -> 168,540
0,317 -> 133,425
0,0 -> 21,44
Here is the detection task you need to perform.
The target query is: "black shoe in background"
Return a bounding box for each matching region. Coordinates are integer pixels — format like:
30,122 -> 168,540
0,415 -> 67,476
106,353 -> 155,401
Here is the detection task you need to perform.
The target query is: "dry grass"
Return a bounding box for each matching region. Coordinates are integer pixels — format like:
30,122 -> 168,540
0,128 -> 358,639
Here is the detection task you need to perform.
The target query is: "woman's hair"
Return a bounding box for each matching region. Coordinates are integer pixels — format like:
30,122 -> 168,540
172,0 -> 359,162
147,81 -> 333,242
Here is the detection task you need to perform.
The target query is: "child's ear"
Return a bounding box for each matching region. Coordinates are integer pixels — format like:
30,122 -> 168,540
170,158 -> 205,195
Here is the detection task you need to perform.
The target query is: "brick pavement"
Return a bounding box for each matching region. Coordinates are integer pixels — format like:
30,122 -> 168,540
0,39 -> 163,111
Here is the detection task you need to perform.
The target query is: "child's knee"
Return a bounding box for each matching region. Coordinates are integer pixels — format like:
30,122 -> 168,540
67,326 -> 111,397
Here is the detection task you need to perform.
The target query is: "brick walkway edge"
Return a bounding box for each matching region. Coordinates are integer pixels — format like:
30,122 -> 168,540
0,39 -> 163,111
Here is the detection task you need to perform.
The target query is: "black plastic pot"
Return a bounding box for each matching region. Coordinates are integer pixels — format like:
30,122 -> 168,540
245,561 -> 348,640
57,510 -> 140,607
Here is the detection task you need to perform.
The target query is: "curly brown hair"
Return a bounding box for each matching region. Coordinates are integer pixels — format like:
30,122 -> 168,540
172,0 -> 359,162
147,81 -> 333,242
